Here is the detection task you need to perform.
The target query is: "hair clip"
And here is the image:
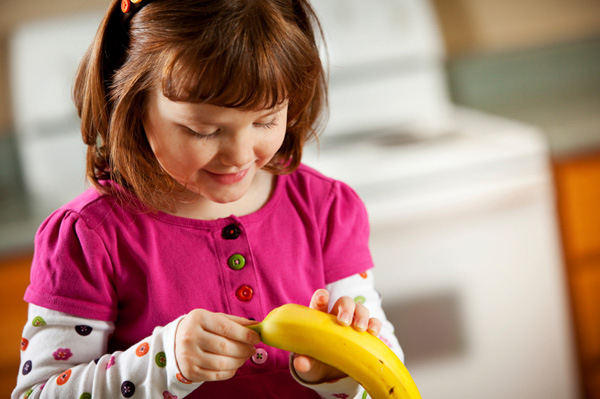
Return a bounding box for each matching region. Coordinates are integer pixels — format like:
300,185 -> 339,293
121,0 -> 144,14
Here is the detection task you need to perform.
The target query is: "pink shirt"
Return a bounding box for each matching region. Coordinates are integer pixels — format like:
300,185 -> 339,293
25,164 -> 374,398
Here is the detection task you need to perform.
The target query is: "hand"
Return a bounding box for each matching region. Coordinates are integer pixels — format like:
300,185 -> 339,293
292,289 -> 382,384
175,309 -> 260,382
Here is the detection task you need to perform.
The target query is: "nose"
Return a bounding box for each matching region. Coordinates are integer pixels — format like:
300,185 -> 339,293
219,130 -> 255,168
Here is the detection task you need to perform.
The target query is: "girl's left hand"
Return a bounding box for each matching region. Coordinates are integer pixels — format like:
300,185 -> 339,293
292,288 -> 382,384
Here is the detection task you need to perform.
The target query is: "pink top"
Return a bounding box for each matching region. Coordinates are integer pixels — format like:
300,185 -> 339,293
24,164 -> 374,398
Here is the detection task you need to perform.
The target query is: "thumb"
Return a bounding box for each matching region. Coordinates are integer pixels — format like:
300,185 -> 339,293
309,289 -> 329,313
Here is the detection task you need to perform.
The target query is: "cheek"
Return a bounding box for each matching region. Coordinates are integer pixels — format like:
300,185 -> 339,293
260,129 -> 287,159
146,132 -> 203,177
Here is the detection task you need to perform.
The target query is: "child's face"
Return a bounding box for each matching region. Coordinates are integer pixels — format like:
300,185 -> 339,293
143,89 -> 288,205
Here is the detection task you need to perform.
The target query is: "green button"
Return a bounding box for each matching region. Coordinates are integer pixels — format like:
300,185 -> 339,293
228,254 -> 246,270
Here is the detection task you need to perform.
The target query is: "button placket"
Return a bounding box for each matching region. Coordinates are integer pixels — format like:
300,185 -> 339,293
214,221 -> 261,312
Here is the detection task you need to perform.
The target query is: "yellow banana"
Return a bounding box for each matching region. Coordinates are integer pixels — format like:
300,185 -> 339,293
249,303 -> 422,399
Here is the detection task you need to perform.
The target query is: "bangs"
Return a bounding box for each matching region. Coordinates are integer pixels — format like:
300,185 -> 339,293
159,8 -> 318,111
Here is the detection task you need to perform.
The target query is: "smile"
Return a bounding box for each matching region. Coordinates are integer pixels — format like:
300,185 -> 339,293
205,168 -> 250,185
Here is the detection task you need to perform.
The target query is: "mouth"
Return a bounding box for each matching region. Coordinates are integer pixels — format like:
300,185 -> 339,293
205,168 -> 250,185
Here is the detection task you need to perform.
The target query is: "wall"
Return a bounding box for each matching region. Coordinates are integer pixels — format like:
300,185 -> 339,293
0,0 -> 107,134
431,0 -> 600,57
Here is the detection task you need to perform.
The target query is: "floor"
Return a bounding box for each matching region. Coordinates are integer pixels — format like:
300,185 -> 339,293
0,252 -> 33,399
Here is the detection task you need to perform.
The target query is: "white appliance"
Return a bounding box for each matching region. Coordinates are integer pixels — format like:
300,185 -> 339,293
305,1 -> 580,398
10,11 -> 103,221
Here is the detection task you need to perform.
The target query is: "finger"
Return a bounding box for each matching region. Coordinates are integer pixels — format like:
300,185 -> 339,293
330,296 -> 356,326
184,363 -> 238,382
352,302 -> 370,332
200,312 -> 260,345
199,333 -> 257,359
193,349 -> 251,372
367,317 -> 382,336
293,354 -> 346,384
308,289 -> 330,312
292,353 -> 316,374
220,313 -> 260,327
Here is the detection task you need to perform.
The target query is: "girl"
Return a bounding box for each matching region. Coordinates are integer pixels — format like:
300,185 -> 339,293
13,0 -> 403,398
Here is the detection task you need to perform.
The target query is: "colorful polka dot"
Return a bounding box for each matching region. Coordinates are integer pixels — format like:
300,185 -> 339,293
359,272 -> 368,279
362,391 -> 369,399
32,316 -> 46,327
121,381 -> 135,397
155,352 -> 166,368
22,360 -> 32,375
21,337 -> 29,351
53,348 -> 73,361
135,342 -> 150,357
56,369 -> 72,386
106,356 -> 116,369
80,393 -> 92,399
24,388 -> 33,398
163,392 -> 178,399
354,295 -> 366,304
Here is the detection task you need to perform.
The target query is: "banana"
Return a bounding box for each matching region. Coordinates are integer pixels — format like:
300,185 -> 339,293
248,303 -> 422,399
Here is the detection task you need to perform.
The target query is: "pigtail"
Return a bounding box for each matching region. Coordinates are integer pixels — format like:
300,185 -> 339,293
73,0 -> 129,189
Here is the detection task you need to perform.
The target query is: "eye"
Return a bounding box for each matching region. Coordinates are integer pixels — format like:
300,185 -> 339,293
184,126 -> 219,139
254,120 -> 278,129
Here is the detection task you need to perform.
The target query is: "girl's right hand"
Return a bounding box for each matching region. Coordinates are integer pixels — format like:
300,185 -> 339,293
175,309 -> 261,382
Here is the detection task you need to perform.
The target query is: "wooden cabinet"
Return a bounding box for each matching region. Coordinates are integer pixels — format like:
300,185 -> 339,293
0,253 -> 32,398
554,152 -> 600,398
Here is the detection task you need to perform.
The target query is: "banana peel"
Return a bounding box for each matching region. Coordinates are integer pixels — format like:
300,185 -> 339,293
248,303 -> 422,399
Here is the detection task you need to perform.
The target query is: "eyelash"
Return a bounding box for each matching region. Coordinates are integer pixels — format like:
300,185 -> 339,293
185,127 -> 218,140
255,120 -> 278,129
185,120 -> 278,139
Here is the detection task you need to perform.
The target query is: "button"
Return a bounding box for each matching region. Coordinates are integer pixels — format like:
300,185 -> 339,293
251,348 -> 268,365
228,254 -> 246,270
222,224 -> 241,239
236,285 -> 253,302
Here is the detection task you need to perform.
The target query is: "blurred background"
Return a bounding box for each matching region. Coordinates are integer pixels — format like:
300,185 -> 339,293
1,0 -> 599,398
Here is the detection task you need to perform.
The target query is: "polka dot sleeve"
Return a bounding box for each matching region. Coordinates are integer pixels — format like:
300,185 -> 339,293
326,270 -> 403,361
12,304 -> 201,399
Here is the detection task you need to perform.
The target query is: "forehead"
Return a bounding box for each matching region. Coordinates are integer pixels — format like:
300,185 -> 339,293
149,89 -> 288,122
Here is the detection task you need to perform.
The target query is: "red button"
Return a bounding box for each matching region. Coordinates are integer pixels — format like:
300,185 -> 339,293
236,285 -> 253,302
252,348 -> 268,365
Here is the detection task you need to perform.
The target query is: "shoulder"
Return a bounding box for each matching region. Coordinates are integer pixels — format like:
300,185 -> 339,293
279,163 -> 367,223
286,163 -> 360,202
34,184 -> 142,251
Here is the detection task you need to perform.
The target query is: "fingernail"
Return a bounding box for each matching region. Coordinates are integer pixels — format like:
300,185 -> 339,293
339,312 -> 352,325
356,319 -> 367,331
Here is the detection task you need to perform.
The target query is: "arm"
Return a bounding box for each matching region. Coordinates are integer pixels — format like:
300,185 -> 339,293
291,270 -> 403,399
13,304 -> 201,399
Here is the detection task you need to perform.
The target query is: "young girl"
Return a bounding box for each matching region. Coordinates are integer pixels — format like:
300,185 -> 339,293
13,0 -> 403,398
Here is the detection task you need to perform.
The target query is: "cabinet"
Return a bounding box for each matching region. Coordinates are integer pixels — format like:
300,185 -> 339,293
0,254 -> 32,398
554,152 -> 600,398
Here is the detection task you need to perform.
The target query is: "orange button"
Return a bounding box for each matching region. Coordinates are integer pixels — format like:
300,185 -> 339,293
236,285 -> 253,302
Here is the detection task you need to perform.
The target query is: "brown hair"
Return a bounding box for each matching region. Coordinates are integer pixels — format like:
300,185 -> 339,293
74,0 -> 327,212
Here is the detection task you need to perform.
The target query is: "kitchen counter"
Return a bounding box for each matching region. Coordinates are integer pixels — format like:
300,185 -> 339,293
446,36 -> 600,158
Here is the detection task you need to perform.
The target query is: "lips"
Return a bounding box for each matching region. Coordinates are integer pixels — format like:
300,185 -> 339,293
206,168 -> 249,185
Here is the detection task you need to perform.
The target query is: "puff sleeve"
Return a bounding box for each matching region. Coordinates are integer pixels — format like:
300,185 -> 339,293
24,209 -> 118,321
319,181 -> 375,284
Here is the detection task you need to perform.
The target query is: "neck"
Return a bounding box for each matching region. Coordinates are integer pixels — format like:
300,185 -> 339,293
167,170 -> 275,220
